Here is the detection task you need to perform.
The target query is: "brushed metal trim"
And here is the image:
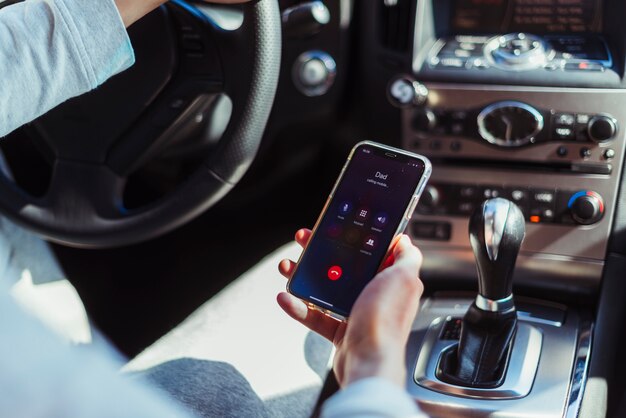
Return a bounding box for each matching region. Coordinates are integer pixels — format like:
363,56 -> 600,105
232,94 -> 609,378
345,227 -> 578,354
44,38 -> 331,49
407,297 -> 586,417
417,246 -> 604,292
564,323 -> 593,418
339,0 -> 352,29
475,293 -> 515,313
414,319 -> 542,399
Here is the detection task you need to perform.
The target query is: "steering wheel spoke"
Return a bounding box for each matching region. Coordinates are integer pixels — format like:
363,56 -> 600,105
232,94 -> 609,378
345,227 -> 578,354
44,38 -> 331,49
0,0 -> 280,247
43,160 -> 127,222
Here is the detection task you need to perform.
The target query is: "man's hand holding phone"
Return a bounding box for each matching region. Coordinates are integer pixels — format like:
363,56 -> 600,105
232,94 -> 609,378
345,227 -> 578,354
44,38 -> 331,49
277,228 -> 424,387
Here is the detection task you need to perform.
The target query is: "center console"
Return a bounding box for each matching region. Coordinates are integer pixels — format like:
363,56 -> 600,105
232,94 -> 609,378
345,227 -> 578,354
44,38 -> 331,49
379,0 -> 626,416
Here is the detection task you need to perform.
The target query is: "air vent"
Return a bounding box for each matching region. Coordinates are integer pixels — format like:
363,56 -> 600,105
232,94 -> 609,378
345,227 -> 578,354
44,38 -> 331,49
379,0 -> 413,52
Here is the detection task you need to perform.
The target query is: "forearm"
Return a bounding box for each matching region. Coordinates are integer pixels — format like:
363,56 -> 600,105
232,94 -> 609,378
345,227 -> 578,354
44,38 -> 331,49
321,378 -> 427,418
0,0 -> 134,137
115,0 -> 166,27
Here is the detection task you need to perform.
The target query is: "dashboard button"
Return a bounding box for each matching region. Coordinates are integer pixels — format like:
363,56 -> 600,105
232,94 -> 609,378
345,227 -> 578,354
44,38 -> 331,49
412,222 -> 451,241
388,77 -> 428,107
564,62 -> 604,72
412,109 -> 437,132
579,147 -> 592,158
531,189 -> 556,205
554,113 -> 575,126
436,57 -> 467,69
588,115 -> 617,143
554,126 -> 575,140
568,191 -> 605,225
603,149 -> 615,160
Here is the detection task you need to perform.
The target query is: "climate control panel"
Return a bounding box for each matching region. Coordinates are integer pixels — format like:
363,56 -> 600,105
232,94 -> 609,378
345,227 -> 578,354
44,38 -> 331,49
415,183 -> 604,235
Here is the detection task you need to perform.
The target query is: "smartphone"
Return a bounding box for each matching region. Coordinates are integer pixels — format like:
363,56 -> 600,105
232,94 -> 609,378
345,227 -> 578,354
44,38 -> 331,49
287,141 -> 432,320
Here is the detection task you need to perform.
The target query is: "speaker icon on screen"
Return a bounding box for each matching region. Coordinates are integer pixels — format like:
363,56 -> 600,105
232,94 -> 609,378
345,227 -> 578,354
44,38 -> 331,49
374,213 -> 388,228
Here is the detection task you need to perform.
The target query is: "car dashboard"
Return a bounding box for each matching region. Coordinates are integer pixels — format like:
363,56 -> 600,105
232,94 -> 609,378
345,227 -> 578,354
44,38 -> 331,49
269,0 -> 626,416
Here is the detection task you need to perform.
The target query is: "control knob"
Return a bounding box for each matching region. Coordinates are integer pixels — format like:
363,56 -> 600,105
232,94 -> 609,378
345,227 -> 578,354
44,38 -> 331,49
588,115 -> 617,143
568,191 -> 605,225
387,76 -> 428,108
412,109 -> 437,132
417,185 -> 440,213
292,51 -> 336,96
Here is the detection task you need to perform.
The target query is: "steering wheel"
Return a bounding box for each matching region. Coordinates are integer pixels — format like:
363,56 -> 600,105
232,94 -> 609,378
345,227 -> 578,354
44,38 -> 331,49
0,0 -> 280,248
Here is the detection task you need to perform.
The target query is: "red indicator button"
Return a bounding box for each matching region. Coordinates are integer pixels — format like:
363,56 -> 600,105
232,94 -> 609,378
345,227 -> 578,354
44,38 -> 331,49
327,265 -> 342,281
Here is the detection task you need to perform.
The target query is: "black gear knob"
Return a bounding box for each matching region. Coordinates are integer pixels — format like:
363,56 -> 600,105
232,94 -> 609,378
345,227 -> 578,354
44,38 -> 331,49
439,198 -> 525,387
469,197 -> 525,304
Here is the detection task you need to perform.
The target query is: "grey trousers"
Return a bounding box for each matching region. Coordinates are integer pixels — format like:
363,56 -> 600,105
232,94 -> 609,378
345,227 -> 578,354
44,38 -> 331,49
0,217 -> 332,418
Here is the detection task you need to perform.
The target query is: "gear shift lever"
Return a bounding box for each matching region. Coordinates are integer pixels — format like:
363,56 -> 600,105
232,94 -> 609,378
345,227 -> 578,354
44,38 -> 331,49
470,197 -> 525,310
439,198 -> 525,387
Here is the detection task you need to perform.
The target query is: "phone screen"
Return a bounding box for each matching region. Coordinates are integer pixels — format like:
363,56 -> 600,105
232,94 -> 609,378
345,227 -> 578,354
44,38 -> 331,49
288,143 -> 428,317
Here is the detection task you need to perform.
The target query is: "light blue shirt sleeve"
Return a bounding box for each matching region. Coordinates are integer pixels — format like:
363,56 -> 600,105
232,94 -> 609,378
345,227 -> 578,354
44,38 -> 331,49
321,377 -> 429,418
0,278 -> 197,418
0,0 -> 135,137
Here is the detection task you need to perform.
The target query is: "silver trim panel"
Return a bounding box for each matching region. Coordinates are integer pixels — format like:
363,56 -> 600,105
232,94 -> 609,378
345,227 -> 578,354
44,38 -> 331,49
402,84 -> 626,288
415,320 -> 542,399
564,323 -> 593,418
406,296 -> 587,417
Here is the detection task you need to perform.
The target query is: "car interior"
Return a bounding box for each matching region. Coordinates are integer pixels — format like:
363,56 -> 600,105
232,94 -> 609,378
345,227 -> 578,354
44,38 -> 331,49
2,0 -> 626,417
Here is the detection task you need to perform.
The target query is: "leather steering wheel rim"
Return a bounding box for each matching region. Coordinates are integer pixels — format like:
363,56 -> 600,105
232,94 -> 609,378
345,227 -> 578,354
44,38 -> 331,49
0,0 -> 281,248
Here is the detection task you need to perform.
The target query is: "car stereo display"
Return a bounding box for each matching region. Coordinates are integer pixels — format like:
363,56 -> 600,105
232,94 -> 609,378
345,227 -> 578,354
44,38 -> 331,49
452,0 -> 603,34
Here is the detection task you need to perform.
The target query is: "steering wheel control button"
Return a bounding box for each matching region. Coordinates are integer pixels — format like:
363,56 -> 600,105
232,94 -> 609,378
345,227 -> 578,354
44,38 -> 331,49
293,51 -> 336,97
388,76 -> 428,108
327,265 -> 343,281
568,191 -> 605,225
587,115 -> 617,143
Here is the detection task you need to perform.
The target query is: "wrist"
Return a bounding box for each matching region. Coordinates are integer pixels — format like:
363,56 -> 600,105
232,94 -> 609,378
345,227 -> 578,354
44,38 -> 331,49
342,347 -> 407,387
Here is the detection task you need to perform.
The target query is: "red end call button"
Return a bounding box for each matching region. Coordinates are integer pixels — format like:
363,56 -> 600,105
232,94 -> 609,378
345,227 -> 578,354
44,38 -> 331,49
327,265 -> 343,281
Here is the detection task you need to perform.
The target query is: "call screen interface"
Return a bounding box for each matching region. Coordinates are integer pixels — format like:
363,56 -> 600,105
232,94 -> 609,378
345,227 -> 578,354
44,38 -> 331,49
289,144 -> 426,317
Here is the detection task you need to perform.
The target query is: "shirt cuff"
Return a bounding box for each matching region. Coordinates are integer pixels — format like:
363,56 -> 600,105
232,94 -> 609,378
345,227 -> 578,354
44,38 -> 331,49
54,0 -> 135,87
321,377 -> 427,418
